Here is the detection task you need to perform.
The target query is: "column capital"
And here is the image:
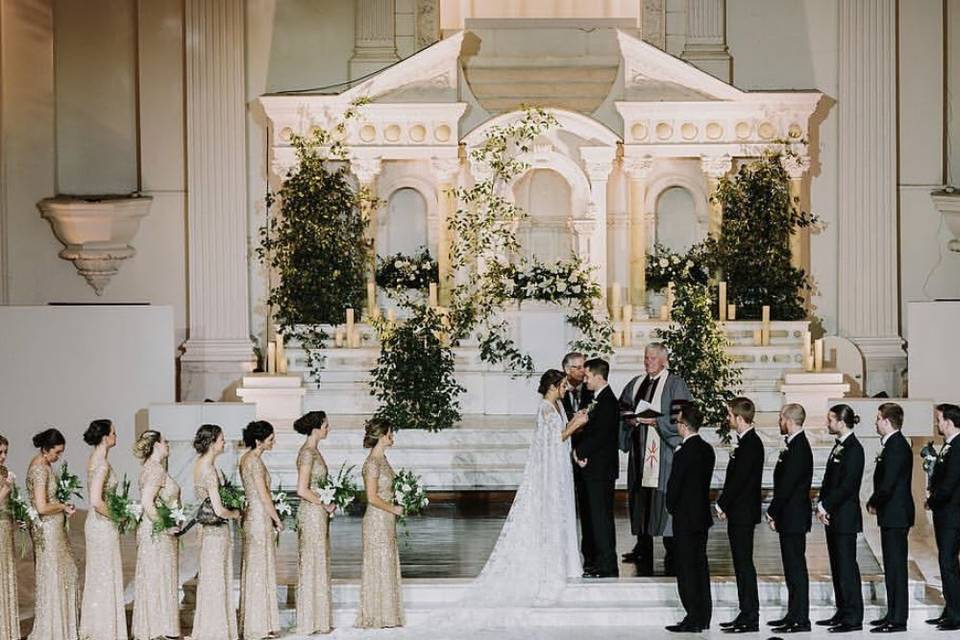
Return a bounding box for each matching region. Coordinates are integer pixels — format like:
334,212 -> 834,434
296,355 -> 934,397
580,146 -> 617,182
701,153 -> 733,179
350,157 -> 382,184
623,155 -> 655,180
430,157 -> 461,183
780,153 -> 811,180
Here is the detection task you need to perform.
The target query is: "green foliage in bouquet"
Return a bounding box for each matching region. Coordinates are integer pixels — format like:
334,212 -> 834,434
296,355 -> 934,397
316,463 -> 363,515
55,463 -> 83,504
152,497 -> 187,539
370,305 -> 465,432
707,151 -> 818,320
105,475 -> 142,535
658,280 -> 742,442
219,477 -> 246,511
376,248 -> 438,291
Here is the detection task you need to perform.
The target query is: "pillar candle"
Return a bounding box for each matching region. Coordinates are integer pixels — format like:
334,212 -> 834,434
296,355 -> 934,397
659,304 -> 669,321
610,282 -> 621,319
622,323 -> 632,347
622,304 -> 633,323
276,333 -> 287,374
814,338 -> 824,371
387,308 -> 396,323
752,328 -> 763,346
761,305 -> 771,346
727,304 -> 737,320
611,331 -> 622,348
718,281 -> 727,321
366,282 -> 376,318
266,341 -> 277,373
349,329 -> 361,349
429,282 -> 439,307
334,328 -> 345,348
346,308 -> 355,334
802,331 -> 812,370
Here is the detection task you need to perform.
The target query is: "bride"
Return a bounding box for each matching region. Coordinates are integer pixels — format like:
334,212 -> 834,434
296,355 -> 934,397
460,369 -> 589,609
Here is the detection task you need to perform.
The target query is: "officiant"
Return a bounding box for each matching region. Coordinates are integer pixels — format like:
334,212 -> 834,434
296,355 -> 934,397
619,342 -> 691,576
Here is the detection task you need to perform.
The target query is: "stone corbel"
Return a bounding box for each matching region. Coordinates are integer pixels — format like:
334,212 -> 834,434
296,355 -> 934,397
37,195 -> 152,295
350,157 -> 383,186
700,154 -> 732,238
931,190 -> 960,252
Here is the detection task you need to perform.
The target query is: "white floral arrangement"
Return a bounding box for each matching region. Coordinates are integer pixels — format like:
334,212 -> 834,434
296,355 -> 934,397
316,463 -> 362,515
392,468 -> 429,517
645,243 -> 711,292
375,248 -> 438,291
496,257 -> 599,303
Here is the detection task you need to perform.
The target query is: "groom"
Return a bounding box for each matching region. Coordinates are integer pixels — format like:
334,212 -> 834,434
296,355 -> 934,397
574,357 -> 620,578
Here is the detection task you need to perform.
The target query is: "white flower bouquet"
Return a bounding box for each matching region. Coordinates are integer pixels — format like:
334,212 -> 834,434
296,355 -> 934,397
106,475 -> 142,535
376,248 -> 438,291
152,496 -> 187,538
272,485 -> 296,530
316,464 -> 362,515
494,257 -> 599,303
55,462 -> 83,504
392,468 -> 429,517
645,243 -> 711,291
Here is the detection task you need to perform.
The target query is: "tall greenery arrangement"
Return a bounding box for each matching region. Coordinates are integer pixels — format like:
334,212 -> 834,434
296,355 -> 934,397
708,151 -> 817,320
659,280 -> 741,441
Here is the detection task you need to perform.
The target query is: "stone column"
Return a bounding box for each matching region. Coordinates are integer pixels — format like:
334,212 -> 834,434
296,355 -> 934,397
350,0 -> 399,80
581,147 -> 617,302
837,0 -> 904,396
623,156 -> 655,312
351,157 -> 383,289
701,154 -> 732,239
180,0 -> 256,401
430,157 -> 460,305
781,153 -> 811,272
570,218 -> 600,280
681,0 -> 732,82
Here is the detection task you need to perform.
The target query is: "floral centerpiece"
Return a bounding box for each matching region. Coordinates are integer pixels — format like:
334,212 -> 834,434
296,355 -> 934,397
316,463 -> 362,515
105,475 -> 142,535
376,248 -> 438,291
494,257 -> 599,303
645,243 -> 711,292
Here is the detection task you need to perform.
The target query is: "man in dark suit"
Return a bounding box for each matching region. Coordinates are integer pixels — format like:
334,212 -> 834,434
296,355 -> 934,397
767,403 -> 814,634
665,402 -> 715,633
560,351 -> 596,573
926,403 -> 960,630
717,397 -> 764,634
817,404 -> 865,633
573,358 -> 620,578
866,402 -> 914,633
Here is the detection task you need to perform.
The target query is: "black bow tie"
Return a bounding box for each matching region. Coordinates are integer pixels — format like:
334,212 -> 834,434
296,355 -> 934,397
835,438 -> 843,446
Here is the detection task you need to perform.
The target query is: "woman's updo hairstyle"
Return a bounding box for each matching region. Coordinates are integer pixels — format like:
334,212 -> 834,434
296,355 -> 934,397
363,417 -> 392,449
33,428 -> 66,451
242,420 -> 275,449
83,418 -> 112,446
293,411 -> 328,436
537,369 -> 565,396
193,424 -> 223,455
133,430 -> 162,461
830,403 -> 860,429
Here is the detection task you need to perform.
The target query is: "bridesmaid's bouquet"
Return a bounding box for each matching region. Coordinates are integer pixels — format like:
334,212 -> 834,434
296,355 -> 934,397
272,485 -> 296,531
219,477 -> 246,511
105,475 -> 143,535
55,462 -> 83,504
316,464 -> 362,515
392,468 -> 429,517
152,497 -> 187,538
7,481 -> 40,557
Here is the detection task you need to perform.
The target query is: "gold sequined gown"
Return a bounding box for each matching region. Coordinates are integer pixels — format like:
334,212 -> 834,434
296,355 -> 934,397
132,459 -> 181,640
355,454 -> 404,629
295,446 -> 332,635
238,454 -> 280,639
191,465 -> 238,640
27,463 -> 79,640
0,467 -> 19,640
79,461 -> 127,640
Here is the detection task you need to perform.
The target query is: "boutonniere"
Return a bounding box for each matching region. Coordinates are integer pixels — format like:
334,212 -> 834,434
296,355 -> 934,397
586,399 -> 598,415
939,444 -> 952,461
729,441 -> 739,460
875,449 -> 884,464
776,446 -> 788,463
831,444 -> 845,463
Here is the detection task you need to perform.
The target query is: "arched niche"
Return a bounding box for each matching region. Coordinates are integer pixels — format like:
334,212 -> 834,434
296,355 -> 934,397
654,186 -> 702,252
379,187 -> 429,257
512,168 -> 573,261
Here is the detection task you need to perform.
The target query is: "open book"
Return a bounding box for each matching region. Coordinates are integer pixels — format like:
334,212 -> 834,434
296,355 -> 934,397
620,400 -> 663,420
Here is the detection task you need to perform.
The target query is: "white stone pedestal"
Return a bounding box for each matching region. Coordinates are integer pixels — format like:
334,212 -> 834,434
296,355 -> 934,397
235,374 -> 306,426
780,370 -> 851,426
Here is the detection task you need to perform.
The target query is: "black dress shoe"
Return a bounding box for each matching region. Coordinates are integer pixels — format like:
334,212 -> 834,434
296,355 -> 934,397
767,618 -> 789,627
720,619 -> 742,628
926,616 -> 945,625
817,616 -> 841,626
621,551 -> 640,563
937,620 -> 960,631
773,622 -> 812,633
723,623 -> 759,633
869,617 -> 890,627
871,623 -> 907,633
666,622 -> 702,633
828,623 -> 863,633
581,571 -> 599,578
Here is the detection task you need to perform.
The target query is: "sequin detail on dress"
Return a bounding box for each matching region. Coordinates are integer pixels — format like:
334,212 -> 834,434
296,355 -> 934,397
295,446 -> 332,635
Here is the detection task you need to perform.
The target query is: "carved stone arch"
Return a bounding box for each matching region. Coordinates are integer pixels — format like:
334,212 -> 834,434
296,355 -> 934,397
462,107 -> 621,148
377,175 -> 437,257
505,149 -> 592,219
644,173 -> 711,250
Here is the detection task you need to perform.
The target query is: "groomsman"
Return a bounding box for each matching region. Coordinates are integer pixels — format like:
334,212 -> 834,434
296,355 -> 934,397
866,403 -> 914,633
717,397 -> 764,634
560,352 -> 595,573
665,402 -> 715,633
768,403 -> 814,634
817,404 -> 865,633
926,403 -> 960,630
574,358 -> 620,578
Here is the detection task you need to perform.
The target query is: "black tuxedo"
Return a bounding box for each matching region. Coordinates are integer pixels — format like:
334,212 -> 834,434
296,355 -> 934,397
666,433 -> 716,628
574,384 -> 620,575
867,430 -> 914,626
767,430 -> 814,625
928,436 -> 960,624
717,428 -> 764,625
562,384 -> 595,568
819,433 -> 865,626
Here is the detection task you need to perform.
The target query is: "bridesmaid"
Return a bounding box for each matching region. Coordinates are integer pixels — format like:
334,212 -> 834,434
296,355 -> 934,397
79,418 -> 126,640
191,424 -> 240,640
27,428 -> 79,640
238,421 -> 282,640
355,417 -> 405,629
131,430 -> 181,640
0,434 -> 19,640
294,411 -> 336,635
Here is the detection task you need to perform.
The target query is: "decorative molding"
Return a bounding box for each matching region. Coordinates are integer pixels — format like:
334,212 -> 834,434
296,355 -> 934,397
463,108 -> 620,148
623,156 -> 655,180
700,154 -> 733,179
429,157 -> 461,183
931,191 -> 960,252
351,157 -> 383,184
415,0 -> 440,50
639,0 -> 667,50
580,146 -> 617,182
37,196 -> 152,295
350,0 -> 399,79
780,153 -> 811,180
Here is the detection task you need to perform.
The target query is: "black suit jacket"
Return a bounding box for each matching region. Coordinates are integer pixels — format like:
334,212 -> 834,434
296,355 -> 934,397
717,428 -> 764,527
767,431 -> 814,535
819,433 -> 865,535
561,385 -> 594,452
666,433 -> 716,535
928,438 -> 960,530
574,385 -> 620,482
867,431 -> 915,529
